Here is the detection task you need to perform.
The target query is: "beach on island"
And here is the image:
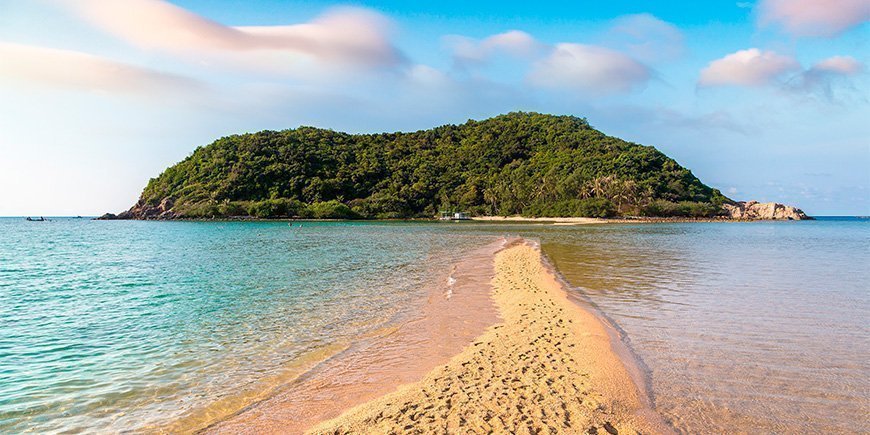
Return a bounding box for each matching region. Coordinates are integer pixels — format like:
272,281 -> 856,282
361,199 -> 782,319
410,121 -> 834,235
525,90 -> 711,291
206,240 -> 668,434
470,216 -> 610,225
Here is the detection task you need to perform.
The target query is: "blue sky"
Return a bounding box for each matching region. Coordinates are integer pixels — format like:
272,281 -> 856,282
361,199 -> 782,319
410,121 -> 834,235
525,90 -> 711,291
0,0 -> 867,215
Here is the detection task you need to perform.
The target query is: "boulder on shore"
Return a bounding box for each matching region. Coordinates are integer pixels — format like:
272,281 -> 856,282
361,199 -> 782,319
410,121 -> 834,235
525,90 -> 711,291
722,201 -> 812,220
96,198 -> 176,220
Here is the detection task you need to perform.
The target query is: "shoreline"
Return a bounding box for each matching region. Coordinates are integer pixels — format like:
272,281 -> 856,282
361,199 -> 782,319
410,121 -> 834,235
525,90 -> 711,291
203,239 -> 669,434
95,215 -> 811,224
308,241 -> 670,434
537,245 -> 663,421
201,238 -> 510,434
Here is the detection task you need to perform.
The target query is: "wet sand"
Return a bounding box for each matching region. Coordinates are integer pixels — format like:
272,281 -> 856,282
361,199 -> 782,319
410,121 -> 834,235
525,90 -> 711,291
308,242 -> 669,434
202,239 -> 507,434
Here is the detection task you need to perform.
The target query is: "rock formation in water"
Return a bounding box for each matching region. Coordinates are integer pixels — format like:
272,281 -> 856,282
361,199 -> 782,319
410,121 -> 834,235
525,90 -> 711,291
722,201 -> 812,220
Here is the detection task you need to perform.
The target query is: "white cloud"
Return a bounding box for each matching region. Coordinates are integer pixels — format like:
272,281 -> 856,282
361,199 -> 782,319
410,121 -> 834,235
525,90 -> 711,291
698,48 -> 800,87
0,42 -> 204,96
811,56 -> 865,75
699,50 -> 866,101
528,43 -> 651,94
758,0 -> 870,37
53,0 -> 404,72
444,30 -> 544,66
607,14 -> 685,62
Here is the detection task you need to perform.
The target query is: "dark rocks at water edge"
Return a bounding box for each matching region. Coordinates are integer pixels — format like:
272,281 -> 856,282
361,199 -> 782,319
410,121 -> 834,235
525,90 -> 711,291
97,198 -> 178,220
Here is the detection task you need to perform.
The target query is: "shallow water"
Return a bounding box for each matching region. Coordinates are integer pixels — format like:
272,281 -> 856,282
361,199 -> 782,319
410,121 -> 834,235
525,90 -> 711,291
537,218 -> 870,434
0,219 -> 492,433
1,218 -> 867,433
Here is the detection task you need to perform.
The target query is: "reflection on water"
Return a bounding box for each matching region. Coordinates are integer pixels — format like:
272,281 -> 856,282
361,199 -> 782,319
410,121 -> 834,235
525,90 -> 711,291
538,219 -> 870,433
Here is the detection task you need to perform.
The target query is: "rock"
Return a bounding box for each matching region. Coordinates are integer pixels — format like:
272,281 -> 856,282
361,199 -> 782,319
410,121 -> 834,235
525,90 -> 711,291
116,210 -> 134,219
722,201 -> 812,220
98,197 -> 177,220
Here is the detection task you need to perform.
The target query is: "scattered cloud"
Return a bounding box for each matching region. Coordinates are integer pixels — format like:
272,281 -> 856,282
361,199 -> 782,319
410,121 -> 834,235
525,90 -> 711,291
757,0 -> 870,37
528,43 -> 651,95
811,56 -> 865,75
53,0 -> 404,73
0,42 -> 204,96
699,49 -> 866,102
444,30 -> 545,67
698,48 -> 800,87
606,14 -> 685,62
787,56 -> 866,99
443,26 -> 656,95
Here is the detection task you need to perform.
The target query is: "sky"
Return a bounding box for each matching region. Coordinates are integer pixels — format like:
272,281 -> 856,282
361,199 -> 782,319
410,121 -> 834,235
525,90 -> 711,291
0,0 -> 868,216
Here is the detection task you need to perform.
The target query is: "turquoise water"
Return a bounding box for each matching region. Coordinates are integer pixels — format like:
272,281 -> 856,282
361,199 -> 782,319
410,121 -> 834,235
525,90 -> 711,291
0,219 -> 492,432
1,218 -> 867,433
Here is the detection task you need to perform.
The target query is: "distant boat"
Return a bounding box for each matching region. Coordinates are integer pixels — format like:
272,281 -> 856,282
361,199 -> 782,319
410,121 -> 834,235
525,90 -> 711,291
439,211 -> 471,221
25,217 -> 46,221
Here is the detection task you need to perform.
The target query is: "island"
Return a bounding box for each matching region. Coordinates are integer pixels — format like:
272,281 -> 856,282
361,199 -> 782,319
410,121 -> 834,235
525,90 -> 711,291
100,112 -> 810,221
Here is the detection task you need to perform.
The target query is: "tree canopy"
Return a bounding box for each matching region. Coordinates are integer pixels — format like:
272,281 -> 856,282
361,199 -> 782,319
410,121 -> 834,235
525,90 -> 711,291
131,112 -> 728,219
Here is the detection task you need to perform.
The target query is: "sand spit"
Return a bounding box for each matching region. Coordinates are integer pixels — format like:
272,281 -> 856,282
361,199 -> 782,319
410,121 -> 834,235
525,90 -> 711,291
308,243 -> 669,435
202,240 -> 505,434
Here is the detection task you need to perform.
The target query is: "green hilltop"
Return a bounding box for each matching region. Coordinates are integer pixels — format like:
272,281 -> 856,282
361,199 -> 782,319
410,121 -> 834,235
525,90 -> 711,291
120,112 -> 729,219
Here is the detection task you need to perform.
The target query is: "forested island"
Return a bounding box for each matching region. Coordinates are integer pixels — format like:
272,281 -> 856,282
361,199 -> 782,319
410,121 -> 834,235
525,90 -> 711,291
103,112 -> 807,220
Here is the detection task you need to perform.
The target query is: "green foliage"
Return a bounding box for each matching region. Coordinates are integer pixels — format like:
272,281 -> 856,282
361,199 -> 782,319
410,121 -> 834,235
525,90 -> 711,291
180,201 -> 220,218
245,199 -> 305,218
217,201 -> 248,217
137,112 -> 727,219
641,200 -> 721,218
306,200 -> 359,219
247,199 -> 282,218
522,198 -> 616,218
576,198 -> 617,218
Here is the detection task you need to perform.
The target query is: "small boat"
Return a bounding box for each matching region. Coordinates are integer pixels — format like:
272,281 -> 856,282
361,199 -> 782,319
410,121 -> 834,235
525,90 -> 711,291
439,211 -> 471,221
25,217 -> 46,221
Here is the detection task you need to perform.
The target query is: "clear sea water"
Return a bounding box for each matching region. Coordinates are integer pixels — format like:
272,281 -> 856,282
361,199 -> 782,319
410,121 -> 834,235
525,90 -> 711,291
0,219 -> 492,433
1,217 -> 867,433
537,217 -> 870,434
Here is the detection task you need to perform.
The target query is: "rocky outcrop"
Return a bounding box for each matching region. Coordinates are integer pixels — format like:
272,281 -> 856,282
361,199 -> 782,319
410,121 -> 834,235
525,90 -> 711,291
722,201 -> 812,220
96,197 -> 178,220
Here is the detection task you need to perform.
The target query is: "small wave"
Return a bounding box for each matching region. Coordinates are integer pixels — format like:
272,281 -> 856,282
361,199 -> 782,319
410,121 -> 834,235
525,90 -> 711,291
444,267 -> 457,299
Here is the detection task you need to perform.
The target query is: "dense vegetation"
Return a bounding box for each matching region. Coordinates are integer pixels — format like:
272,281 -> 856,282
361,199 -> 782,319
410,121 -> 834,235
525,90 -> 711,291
132,112 -> 728,219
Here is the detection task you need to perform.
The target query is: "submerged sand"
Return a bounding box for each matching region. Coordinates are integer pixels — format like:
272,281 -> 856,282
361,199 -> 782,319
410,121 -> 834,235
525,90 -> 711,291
203,240 -> 504,434
308,243 -> 668,434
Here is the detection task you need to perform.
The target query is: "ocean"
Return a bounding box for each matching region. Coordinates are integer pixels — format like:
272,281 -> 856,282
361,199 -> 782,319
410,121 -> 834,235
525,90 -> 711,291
1,217 -> 867,433
536,218 -> 870,433
0,219 -> 493,432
